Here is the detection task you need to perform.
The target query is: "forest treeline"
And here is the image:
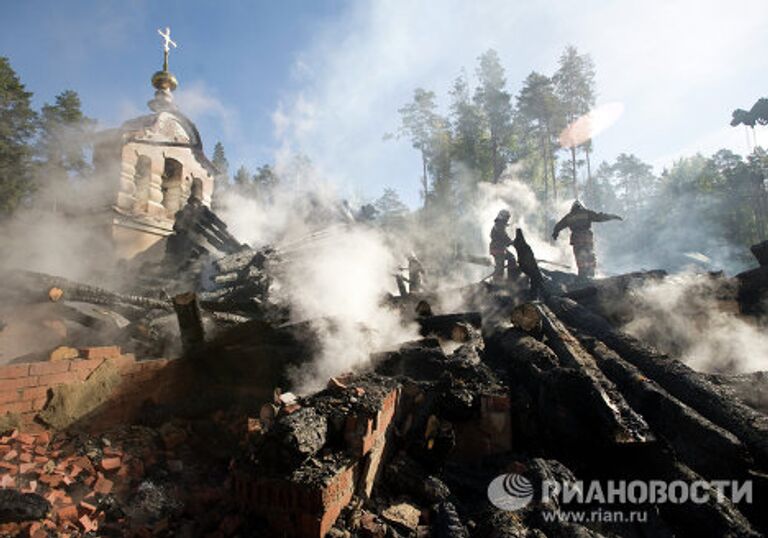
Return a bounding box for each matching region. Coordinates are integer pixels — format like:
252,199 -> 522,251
2,48 -> 766,271
386,46 -> 768,269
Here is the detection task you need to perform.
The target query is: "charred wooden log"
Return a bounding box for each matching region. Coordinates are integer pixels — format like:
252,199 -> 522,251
548,295 -> 768,468
0,270 -> 171,312
536,304 -> 652,444
584,338 -> 751,478
637,456 -> 759,537
172,292 -> 205,355
751,240 -> 768,266
736,265 -> 768,316
418,312 -> 482,339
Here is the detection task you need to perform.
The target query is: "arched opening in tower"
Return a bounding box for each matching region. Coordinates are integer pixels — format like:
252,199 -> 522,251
161,157 -> 183,217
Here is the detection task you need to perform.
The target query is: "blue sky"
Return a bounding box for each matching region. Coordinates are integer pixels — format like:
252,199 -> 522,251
2,0 -> 767,207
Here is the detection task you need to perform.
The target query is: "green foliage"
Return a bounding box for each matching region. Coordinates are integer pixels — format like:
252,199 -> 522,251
36,89 -> 95,182
374,187 -> 409,229
449,71 -> 487,181
474,50 -> 514,182
517,71 -> 563,200
212,141 -> 229,178
0,56 -> 37,216
233,165 -> 251,187
594,150 -> 767,271
252,164 -> 279,201
554,46 -> 596,196
211,141 -> 229,209
397,88 -> 444,206
603,153 -> 657,212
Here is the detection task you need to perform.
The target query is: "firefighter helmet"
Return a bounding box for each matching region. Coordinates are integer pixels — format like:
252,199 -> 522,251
495,209 -> 511,222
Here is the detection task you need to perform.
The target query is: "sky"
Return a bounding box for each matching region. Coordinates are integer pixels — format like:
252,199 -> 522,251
2,0 -> 767,207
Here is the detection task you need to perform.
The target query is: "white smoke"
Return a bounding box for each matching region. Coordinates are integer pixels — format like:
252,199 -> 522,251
217,184 -> 418,394
474,173 -> 575,271
623,272 -> 768,373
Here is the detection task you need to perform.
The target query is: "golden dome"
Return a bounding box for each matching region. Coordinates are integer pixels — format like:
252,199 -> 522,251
151,70 -> 178,92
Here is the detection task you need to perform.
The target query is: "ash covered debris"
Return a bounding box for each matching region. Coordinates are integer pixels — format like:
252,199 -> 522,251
1,185 -> 767,538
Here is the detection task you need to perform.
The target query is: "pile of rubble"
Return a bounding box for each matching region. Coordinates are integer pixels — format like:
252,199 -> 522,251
1,197 -> 767,537
0,413 -> 247,537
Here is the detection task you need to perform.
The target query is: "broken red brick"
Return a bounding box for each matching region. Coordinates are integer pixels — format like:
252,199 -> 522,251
28,521 -> 44,538
102,445 -> 122,457
0,523 -> 21,537
0,376 -> 35,393
99,457 -> 121,471
0,474 -> 15,488
18,451 -> 33,463
79,500 -> 97,514
36,431 -> 50,446
78,514 -> 97,533
19,462 -> 36,474
39,474 -> 63,487
93,473 -> 113,494
3,449 -> 18,461
56,504 -> 78,522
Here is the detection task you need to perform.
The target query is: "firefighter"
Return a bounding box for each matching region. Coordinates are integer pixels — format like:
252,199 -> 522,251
552,201 -> 622,278
407,253 -> 425,293
512,228 -> 544,297
490,209 -> 518,282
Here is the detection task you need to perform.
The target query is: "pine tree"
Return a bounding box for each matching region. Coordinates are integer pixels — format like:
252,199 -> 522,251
253,164 -> 279,202
449,71 -> 485,180
0,57 -> 37,216
517,72 -> 563,203
211,141 -> 229,208
474,50 -> 513,183
37,90 -> 95,183
233,165 -> 251,189
397,88 -> 442,207
554,46 -> 596,198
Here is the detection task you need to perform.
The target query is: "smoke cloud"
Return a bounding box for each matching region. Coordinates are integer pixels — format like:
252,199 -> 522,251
623,272 -> 768,374
217,184 -> 418,394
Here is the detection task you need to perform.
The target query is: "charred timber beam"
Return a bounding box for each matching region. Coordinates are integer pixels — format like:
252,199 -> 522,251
585,338 -> 751,478
751,240 -> 768,266
489,328 -> 642,451
418,312 -> 482,339
1,270 -> 171,311
639,457 -> 759,537
536,304 -> 651,444
548,295 -> 768,468
173,292 -> 205,355
736,266 -> 768,316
